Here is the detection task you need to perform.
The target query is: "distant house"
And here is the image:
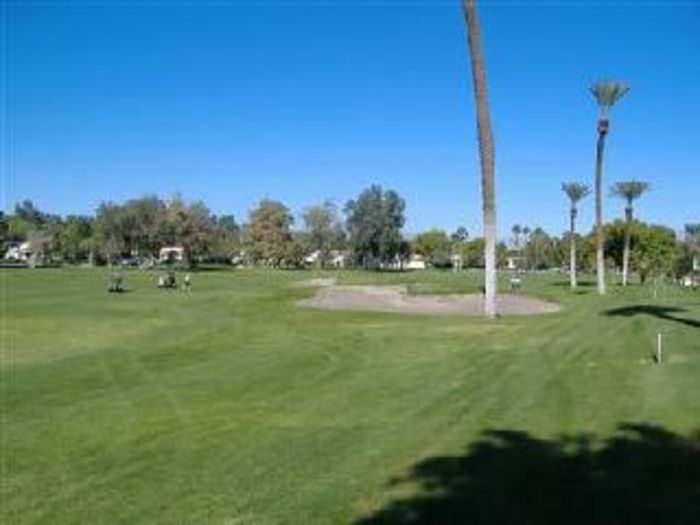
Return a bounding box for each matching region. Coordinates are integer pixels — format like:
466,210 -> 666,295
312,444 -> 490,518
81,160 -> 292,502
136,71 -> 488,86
330,251 -> 347,268
405,254 -> 426,270
304,250 -> 321,266
4,242 -> 31,261
303,250 -> 347,268
505,251 -> 523,270
159,246 -> 184,263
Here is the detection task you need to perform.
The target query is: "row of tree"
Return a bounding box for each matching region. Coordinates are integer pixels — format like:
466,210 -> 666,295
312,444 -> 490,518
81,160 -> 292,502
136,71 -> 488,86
0,186 -> 403,268
2,190 -> 697,282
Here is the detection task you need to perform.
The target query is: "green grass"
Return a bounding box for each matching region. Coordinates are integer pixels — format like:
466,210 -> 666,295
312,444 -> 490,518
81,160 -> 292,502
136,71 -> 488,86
2,267 -> 699,523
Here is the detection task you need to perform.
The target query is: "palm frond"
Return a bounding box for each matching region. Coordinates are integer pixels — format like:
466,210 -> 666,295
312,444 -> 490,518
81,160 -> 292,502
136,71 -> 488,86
590,80 -> 630,112
610,180 -> 650,204
562,182 -> 591,204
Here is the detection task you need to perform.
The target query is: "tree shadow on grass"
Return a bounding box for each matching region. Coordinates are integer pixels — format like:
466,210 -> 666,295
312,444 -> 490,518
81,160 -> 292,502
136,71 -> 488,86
357,423 -> 700,525
604,305 -> 700,329
552,280 -> 596,288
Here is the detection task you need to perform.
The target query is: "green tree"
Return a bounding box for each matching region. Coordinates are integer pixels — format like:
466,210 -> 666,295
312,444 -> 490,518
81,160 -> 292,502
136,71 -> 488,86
302,201 -> 343,268
675,223 -> 700,279
611,180 -> 650,286
60,215 -> 94,263
94,202 -> 130,261
688,224 -> 700,276
26,229 -> 54,268
631,224 -> 676,285
345,185 -> 405,269
562,182 -> 591,288
165,197 -> 215,267
0,212 -> 8,247
414,229 -> 451,267
14,200 -> 47,225
462,237 -> 485,268
247,199 -> 294,267
591,80 -> 630,295
126,196 -> 168,258
523,227 -> 560,270
463,0 -> 498,317
209,214 -> 240,263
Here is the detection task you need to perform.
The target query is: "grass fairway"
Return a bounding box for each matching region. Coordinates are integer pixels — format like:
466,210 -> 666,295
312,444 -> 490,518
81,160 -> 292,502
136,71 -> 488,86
3,268 -> 699,523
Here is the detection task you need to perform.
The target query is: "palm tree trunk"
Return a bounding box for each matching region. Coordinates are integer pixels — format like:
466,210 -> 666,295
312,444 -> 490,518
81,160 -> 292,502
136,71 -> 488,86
622,206 -> 632,286
595,120 -> 608,295
570,207 -> 577,289
463,0 -> 497,318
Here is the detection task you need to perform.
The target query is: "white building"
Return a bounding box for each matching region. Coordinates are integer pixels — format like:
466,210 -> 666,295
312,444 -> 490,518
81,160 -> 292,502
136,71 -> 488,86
405,254 -> 426,270
159,246 -> 184,263
4,242 -> 31,261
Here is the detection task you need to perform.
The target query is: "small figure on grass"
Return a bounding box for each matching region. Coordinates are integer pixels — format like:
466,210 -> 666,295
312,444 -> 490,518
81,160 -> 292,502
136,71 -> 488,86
182,273 -> 192,293
107,272 -> 125,293
510,277 -> 522,294
158,269 -> 177,289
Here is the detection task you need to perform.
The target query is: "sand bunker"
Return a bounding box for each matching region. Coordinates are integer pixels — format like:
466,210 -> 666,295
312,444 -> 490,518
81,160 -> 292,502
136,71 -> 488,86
298,285 -> 560,317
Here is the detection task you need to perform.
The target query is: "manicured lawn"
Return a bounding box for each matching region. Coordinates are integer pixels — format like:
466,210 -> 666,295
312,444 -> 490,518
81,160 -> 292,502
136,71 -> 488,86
2,267 -> 699,523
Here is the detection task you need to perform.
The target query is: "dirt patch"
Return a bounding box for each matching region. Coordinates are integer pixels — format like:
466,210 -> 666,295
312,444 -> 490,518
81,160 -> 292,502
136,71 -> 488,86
292,278 -> 337,288
298,285 -> 561,317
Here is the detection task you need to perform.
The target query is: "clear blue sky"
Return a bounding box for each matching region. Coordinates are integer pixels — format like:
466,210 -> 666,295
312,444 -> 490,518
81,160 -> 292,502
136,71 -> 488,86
3,1 -> 699,238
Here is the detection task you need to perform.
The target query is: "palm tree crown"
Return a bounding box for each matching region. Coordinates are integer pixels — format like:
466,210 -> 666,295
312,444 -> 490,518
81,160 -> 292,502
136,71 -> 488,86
562,182 -> 591,207
591,80 -> 630,120
611,181 -> 650,207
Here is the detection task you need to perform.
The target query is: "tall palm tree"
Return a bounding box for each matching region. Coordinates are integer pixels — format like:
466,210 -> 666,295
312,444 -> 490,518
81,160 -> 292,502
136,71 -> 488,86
562,182 -> 591,289
462,0 -> 497,318
522,226 -> 531,269
511,224 -> 522,268
591,80 -> 630,295
611,180 -> 650,286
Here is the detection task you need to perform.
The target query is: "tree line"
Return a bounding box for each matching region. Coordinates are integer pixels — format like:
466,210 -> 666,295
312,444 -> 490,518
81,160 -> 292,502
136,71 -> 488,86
2,187 -> 697,282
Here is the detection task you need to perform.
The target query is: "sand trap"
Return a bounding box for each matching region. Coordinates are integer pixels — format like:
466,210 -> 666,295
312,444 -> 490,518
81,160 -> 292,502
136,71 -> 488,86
292,278 -> 337,288
298,285 -> 560,317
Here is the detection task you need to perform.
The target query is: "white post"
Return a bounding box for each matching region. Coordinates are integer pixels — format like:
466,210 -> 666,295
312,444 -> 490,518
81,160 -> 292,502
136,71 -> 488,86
656,332 -> 663,364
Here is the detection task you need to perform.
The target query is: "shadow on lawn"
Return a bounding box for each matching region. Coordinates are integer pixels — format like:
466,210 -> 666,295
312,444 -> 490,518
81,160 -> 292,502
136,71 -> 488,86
356,423 -> 700,525
604,305 -> 700,329
551,280 -> 596,288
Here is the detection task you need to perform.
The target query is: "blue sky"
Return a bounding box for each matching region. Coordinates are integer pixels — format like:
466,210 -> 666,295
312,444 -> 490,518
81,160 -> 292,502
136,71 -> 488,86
3,1 -> 699,238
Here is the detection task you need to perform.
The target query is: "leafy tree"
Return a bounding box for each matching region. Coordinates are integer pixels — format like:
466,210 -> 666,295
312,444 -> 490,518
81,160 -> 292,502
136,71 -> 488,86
684,223 -> 699,272
591,80 -> 630,295
60,215 -> 93,263
126,196 -> 168,258
463,0 -> 498,317
14,200 -> 47,225
562,182 -> 591,288
209,214 -> 240,262
674,224 -> 700,279
462,237 -> 485,268
164,197 -> 214,266
345,185 -> 405,269
603,219 -> 640,272
26,229 -> 54,268
6,215 -> 32,242
611,180 -> 650,286
414,229 -> 451,267
93,202 -> 130,260
523,227 -> 561,270
0,212 -> 7,247
247,199 -> 294,267
631,224 -> 676,284
282,236 -> 308,269
302,201 -> 344,268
